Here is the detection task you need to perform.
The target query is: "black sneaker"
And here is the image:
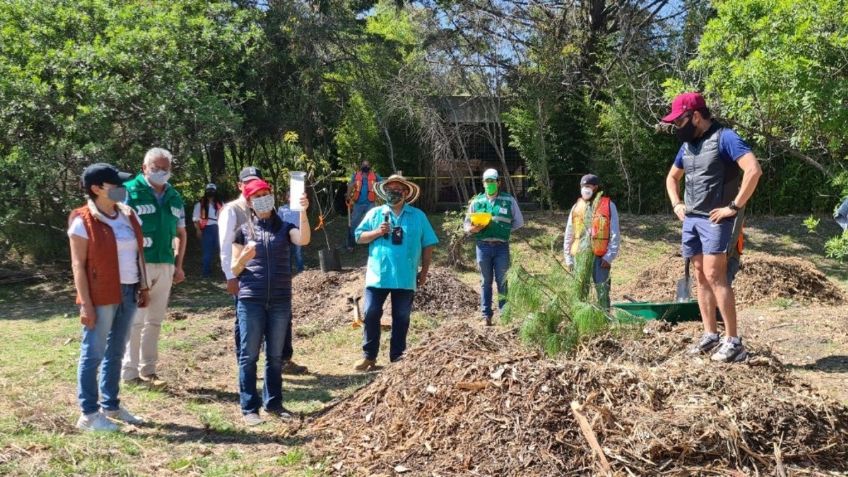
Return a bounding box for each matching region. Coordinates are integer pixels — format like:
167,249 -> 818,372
484,316 -> 493,327
711,339 -> 748,363
688,333 -> 721,355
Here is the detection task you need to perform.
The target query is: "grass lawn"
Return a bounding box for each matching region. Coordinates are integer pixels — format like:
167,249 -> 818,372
1,210 -> 845,475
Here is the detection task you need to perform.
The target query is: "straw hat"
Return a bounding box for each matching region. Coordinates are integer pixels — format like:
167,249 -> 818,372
375,174 -> 421,204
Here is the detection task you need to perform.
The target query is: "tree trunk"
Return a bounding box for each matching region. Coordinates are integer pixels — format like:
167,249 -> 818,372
208,141 -> 227,186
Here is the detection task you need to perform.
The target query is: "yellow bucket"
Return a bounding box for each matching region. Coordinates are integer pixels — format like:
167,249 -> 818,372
469,212 -> 492,227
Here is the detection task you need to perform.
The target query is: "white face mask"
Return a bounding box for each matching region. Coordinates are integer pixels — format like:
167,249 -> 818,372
147,169 -> 171,186
251,194 -> 275,214
581,186 -> 594,200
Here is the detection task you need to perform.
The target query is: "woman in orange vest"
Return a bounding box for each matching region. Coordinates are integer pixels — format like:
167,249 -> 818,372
68,163 -> 150,432
346,160 -> 381,251
562,174 -> 621,310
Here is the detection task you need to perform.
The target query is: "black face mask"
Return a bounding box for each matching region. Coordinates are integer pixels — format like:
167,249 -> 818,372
675,118 -> 698,143
361,166 -> 371,173
386,190 -> 404,204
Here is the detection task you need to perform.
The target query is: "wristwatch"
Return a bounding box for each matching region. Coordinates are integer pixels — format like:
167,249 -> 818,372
728,200 -> 740,211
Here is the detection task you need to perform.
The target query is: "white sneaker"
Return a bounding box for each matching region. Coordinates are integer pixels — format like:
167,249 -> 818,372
711,338 -> 748,363
243,412 -> 264,426
103,407 -> 145,425
76,412 -> 119,432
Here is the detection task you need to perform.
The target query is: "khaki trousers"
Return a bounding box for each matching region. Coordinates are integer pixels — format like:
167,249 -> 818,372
122,263 -> 174,379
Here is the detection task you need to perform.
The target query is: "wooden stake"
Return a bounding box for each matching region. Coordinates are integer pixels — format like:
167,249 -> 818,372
571,401 -> 612,475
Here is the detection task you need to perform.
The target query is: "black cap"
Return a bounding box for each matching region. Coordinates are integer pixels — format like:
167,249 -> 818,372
238,166 -> 263,182
82,163 -> 132,189
580,174 -> 600,186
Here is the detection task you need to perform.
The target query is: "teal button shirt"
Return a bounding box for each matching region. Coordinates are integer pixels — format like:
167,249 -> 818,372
355,204 -> 439,291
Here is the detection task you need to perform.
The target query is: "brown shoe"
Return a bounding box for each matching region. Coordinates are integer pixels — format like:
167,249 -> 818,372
123,377 -> 145,386
282,361 -> 309,375
140,373 -> 166,388
353,358 -> 377,372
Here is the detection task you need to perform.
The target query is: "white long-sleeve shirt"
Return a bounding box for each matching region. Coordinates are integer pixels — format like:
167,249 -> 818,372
192,201 -> 220,224
218,197 -> 250,280
563,200 -> 620,267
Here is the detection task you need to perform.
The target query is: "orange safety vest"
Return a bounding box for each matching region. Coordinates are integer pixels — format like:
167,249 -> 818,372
570,196 -> 611,257
351,171 -> 377,203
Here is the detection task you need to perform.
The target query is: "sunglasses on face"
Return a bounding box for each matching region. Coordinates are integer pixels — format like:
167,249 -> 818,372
673,112 -> 693,129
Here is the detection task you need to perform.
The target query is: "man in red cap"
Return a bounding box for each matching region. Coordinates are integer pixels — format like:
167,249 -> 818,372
661,92 -> 762,363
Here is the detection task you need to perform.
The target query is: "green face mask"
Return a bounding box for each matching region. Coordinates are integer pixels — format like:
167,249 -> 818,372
485,182 -> 498,195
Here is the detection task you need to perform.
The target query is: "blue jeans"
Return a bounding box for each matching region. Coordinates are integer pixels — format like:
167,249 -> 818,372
347,202 -> 373,248
233,297 -> 294,363
592,257 -> 612,310
362,287 -> 414,362
78,284 -> 138,415
476,241 -> 510,319
236,300 -> 291,414
290,244 -> 304,274
201,224 -> 219,277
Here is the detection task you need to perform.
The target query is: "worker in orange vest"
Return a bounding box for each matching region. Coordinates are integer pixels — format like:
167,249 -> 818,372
563,174 -> 621,310
346,160 -> 382,251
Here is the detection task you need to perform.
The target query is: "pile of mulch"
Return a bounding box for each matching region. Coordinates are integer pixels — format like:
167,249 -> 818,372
307,322 -> 848,476
619,252 -> 845,306
411,267 -> 479,316
291,267 -> 478,336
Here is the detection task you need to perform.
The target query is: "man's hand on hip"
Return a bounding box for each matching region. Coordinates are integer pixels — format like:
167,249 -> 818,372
673,203 -> 686,221
708,206 -> 737,223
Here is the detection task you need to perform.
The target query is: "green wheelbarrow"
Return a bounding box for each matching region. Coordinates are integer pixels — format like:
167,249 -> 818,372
612,298 -> 708,324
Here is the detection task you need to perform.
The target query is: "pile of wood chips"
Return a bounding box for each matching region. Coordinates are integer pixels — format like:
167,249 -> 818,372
308,321 -> 848,476
292,267 -> 478,337
620,252 -> 845,306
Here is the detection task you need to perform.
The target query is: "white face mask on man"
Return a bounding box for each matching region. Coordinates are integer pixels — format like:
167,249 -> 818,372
147,169 -> 171,186
581,186 -> 594,200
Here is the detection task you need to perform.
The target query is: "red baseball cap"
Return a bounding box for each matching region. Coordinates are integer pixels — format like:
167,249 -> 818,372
661,92 -> 707,123
242,178 -> 271,199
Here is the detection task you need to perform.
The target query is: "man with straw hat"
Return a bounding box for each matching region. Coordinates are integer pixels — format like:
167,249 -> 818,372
464,168 -> 525,326
352,174 -> 439,371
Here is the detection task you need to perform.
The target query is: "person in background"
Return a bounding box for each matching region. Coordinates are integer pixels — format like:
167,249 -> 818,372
193,183 -> 223,278
230,179 -> 311,426
353,175 -> 438,371
219,167 -> 308,375
121,148 -> 186,388
69,163 -> 149,431
464,168 -> 524,326
346,160 -> 381,252
562,174 -> 621,311
661,92 -> 762,363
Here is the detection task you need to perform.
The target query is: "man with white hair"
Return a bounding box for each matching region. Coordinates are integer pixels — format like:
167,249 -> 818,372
464,168 -> 524,326
121,147 -> 187,387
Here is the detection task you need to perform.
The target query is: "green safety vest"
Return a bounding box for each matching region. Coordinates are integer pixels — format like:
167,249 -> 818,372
125,173 -> 184,264
470,193 -> 514,241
